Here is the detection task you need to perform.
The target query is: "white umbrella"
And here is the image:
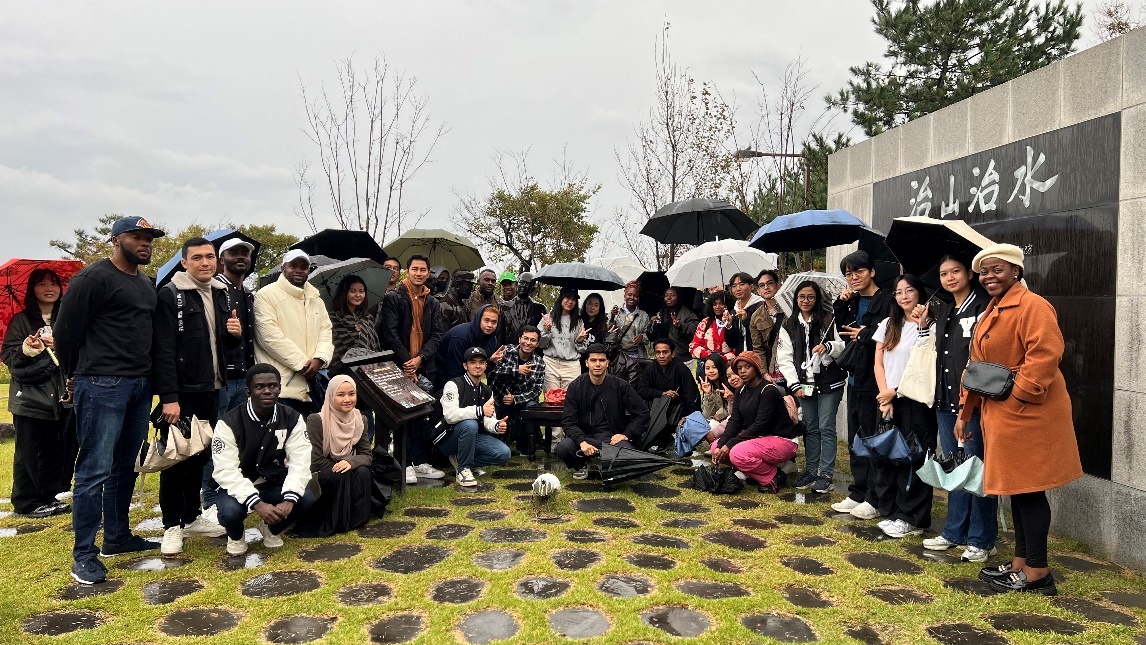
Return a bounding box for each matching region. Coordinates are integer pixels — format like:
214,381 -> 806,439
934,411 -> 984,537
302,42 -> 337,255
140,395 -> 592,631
665,240 -> 777,289
775,271 -> 849,317
591,256 -> 646,311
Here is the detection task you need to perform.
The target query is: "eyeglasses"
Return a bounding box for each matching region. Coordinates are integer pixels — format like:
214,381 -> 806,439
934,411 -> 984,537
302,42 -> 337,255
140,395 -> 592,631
843,269 -> 871,278
892,288 -> 919,297
796,294 -> 816,302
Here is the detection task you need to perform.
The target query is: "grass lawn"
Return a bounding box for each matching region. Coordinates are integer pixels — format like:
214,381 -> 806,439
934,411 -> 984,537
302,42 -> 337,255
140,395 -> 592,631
1,396 -> 1145,644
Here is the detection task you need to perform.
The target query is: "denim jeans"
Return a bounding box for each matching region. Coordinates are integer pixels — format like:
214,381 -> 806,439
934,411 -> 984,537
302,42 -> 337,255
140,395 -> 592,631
436,419 -> 512,470
937,410 -> 998,549
799,386 -> 845,478
71,375 -> 152,562
216,478 -> 318,541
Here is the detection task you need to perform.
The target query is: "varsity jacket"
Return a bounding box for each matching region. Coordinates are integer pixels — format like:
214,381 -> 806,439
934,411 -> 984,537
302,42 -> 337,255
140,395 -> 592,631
211,401 -> 311,511
436,374 -> 500,443
215,273 -> 257,381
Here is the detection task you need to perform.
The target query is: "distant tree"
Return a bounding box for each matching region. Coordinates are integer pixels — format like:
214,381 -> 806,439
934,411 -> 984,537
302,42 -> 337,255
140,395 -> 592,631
1094,1 -> 1143,40
50,214 -> 118,267
227,223 -> 299,278
829,0 -> 1084,136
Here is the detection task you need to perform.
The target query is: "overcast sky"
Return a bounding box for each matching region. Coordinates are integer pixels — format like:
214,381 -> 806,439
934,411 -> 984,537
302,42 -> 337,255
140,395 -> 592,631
0,1 -> 1109,266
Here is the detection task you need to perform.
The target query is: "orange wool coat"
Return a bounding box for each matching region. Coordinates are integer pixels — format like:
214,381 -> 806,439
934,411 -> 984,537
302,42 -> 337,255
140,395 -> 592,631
958,283 -> 1083,496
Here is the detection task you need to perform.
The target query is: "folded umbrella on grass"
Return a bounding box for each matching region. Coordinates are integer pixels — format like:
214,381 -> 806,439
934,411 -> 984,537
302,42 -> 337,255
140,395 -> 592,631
591,442 -> 684,487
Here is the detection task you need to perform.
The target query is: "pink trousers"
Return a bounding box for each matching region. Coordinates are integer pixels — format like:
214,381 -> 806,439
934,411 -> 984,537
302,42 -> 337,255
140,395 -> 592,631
729,436 -> 798,486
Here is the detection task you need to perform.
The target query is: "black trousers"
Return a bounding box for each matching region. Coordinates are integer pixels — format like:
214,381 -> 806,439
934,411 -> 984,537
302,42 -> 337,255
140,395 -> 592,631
1011,491 -> 1051,568
846,385 -> 880,504
871,397 -> 937,528
11,413 -> 74,514
554,432 -> 634,470
158,391 -> 219,529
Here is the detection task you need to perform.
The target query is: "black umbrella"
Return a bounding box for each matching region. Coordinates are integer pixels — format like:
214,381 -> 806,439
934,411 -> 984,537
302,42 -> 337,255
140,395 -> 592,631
860,237 -> 902,292
592,442 -> 683,486
635,270 -> 699,324
640,199 -> 758,245
307,258 -> 394,310
885,216 -> 995,278
535,262 -> 626,291
291,229 -> 388,264
258,254 -> 339,288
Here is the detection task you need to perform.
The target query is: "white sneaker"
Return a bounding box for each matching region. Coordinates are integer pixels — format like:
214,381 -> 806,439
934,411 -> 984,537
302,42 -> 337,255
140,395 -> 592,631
923,535 -> 960,551
405,466 -> 418,485
226,537 -> 248,556
849,501 -> 881,520
55,491 -> 73,502
961,546 -> 998,562
183,514 -> 226,537
161,526 -> 184,555
882,519 -> 922,538
258,521 -> 283,548
831,498 -> 861,513
413,463 -> 446,479
877,519 -> 895,530
456,468 -> 477,487
448,455 -> 459,472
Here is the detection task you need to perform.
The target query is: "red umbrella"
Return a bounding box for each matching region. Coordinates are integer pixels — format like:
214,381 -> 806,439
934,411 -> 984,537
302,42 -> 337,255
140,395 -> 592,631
0,259 -> 85,344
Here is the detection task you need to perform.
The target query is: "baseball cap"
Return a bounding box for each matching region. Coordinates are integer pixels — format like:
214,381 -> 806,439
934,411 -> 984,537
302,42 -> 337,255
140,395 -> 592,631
499,270 -> 517,283
463,347 -> 488,362
108,216 -> 166,241
218,238 -> 255,254
281,249 -> 311,267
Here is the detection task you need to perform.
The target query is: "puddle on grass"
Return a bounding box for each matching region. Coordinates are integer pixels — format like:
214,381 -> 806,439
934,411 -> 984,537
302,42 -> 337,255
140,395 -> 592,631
480,527 -> 547,543
904,543 -> 963,564
265,616 -> 335,644
781,585 -> 833,608
425,524 -> 475,540
791,536 -> 837,547
372,545 -> 452,574
22,610 -> 105,636
241,570 -> 321,599
571,498 -> 636,513
115,556 -> 191,571
942,578 -> 996,596
845,552 -> 923,575
467,510 -> 509,522
474,549 -> 526,571
718,498 -> 762,510
741,614 -> 817,642
731,518 -> 779,531
1101,591 -> 1146,609
925,623 -> 1008,645
133,516 -> 165,533
336,582 -> 393,606
451,496 -> 495,507
220,552 -> 271,571
401,506 -> 450,518
630,533 -> 690,549
1051,597 -> 1138,626
358,520 -> 416,539
367,614 -> 424,644
158,608 -> 241,637
630,482 -> 681,498
593,516 -> 639,529
1054,554 -> 1122,574
781,557 -> 834,576
984,612 -> 1086,636
656,501 -> 706,514
641,607 -> 711,638
516,577 -> 571,600
869,586 -> 933,605
459,610 -> 519,644
298,542 -> 363,562
431,578 -> 485,604
598,574 -> 654,597
552,548 -> 602,571
623,553 -> 677,570
0,523 -> 49,538
549,608 -> 611,639
55,579 -> 124,600
662,518 -> 706,529
564,529 -> 608,543
837,524 -> 893,542
702,530 -> 767,551
677,580 -> 750,599
142,579 -> 203,605
846,625 -> 885,645
700,557 -> 742,574
774,513 -> 824,526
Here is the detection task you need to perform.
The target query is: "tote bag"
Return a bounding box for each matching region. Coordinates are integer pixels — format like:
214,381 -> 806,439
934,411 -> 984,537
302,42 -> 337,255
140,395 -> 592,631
136,414 -> 214,473
897,332 -> 937,407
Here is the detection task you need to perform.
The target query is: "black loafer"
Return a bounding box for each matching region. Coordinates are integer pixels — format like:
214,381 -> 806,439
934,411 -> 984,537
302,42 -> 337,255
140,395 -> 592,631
988,569 -> 1057,596
978,562 -> 1013,583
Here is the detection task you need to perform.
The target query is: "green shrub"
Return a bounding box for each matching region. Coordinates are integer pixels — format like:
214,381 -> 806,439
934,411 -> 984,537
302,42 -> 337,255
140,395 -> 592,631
0,363 -> 8,385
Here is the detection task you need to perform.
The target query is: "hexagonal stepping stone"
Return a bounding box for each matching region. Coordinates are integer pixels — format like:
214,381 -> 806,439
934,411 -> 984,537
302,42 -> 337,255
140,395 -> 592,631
459,610 -> 519,644
777,491 -> 833,504
505,482 -> 534,492
903,543 -> 962,564
662,518 -> 706,529
845,625 -> 884,645
837,524 -> 893,542
552,548 -> 602,571
781,586 -> 833,608
598,574 -> 654,597
731,517 -> 779,531
368,614 -> 424,644
358,520 -> 416,539
718,498 -> 762,510
479,526 -> 547,543
0,523 -> 49,538
678,580 -> 750,599
221,552 -> 271,571
401,506 -> 450,518
700,556 -> 742,574
566,482 -> 607,493
572,497 -> 636,513
142,579 -> 203,605
641,607 -> 711,638
241,570 -> 322,599
868,586 -> 932,605
158,608 -> 241,637
984,612 -> 1086,636
942,578 -> 996,596
925,623 -> 1007,645
844,552 -> 922,575
451,496 -> 495,507
372,545 -> 451,574
623,553 -> 677,570
1054,554 -> 1121,573
426,523 -> 475,540
298,542 -> 363,562
549,608 -> 611,639
336,582 -> 393,606
656,501 -> 706,514
431,578 -> 485,604
630,482 -> 681,498
1101,591 -> 1146,610
1051,597 -> 1137,626
741,614 -> 816,642
22,610 -> 105,636
474,549 -> 526,571
453,482 -> 496,493
774,513 -> 824,526
114,556 -> 191,571
467,510 -> 509,522
516,577 -> 571,600
265,616 -> 336,644
491,468 -> 539,479
703,530 -> 767,551
564,529 -> 608,543
594,516 -> 639,529
791,536 -> 837,548
55,578 -> 125,601
781,557 -> 834,576
631,533 -> 690,549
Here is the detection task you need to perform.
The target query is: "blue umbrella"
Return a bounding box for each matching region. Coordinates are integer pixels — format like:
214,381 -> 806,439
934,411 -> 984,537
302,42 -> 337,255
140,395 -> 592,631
749,209 -> 886,253
156,229 -> 261,288
675,411 -> 711,458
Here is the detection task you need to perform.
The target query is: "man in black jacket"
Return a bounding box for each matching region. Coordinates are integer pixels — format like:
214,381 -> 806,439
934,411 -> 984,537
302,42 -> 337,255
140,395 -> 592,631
555,344 -> 650,479
214,238 -> 257,416
647,287 -> 699,361
829,250 -> 893,519
636,340 -> 701,416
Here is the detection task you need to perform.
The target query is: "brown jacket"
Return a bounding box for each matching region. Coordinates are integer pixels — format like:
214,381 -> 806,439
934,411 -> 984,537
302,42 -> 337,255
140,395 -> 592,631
305,414 -> 373,474
958,283 -> 1082,496
749,305 -> 785,374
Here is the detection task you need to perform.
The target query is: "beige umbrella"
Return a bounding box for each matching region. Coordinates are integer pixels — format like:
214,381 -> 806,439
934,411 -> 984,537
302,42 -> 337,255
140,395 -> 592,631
383,228 -> 485,272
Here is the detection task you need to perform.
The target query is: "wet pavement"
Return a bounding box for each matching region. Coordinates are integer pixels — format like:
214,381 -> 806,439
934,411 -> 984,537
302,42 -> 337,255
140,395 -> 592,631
598,573 -> 654,597
677,580 -> 751,599
549,608 -> 611,638
516,576 -> 571,600
22,610 -> 105,636
264,616 -> 336,644
473,548 -> 526,570
431,578 -> 485,603
459,610 -> 519,644
158,607 -> 241,637
741,613 -> 817,642
641,606 -> 711,637
336,582 -> 393,606
142,579 -> 203,604
297,542 -> 363,562
780,585 -> 834,607
55,579 -> 125,600
367,614 -> 424,643
372,545 -> 451,574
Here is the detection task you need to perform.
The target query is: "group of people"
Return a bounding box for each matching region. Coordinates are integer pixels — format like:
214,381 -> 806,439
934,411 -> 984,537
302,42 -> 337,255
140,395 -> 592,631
2,215 -> 1083,597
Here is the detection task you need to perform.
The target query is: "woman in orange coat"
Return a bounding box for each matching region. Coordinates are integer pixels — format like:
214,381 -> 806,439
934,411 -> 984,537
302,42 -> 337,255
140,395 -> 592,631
957,244 -> 1082,596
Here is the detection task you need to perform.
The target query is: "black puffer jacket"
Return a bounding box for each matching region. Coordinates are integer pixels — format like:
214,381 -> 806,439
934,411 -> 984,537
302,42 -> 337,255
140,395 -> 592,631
1,311 -> 67,421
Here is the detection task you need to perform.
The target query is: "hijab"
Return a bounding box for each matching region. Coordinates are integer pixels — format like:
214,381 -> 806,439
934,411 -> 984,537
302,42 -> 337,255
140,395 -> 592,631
320,375 -> 364,458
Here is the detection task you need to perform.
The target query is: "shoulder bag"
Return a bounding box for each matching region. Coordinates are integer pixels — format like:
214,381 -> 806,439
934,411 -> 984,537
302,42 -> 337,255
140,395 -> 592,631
897,331 -> 937,407
961,317 -> 1015,400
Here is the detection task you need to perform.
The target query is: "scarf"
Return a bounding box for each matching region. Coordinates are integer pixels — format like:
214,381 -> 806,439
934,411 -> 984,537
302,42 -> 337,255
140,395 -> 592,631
320,374 -> 364,458
404,278 -> 430,360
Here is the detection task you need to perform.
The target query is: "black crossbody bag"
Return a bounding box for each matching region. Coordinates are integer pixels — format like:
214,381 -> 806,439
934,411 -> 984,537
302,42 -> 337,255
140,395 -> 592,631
961,317 -> 1015,400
